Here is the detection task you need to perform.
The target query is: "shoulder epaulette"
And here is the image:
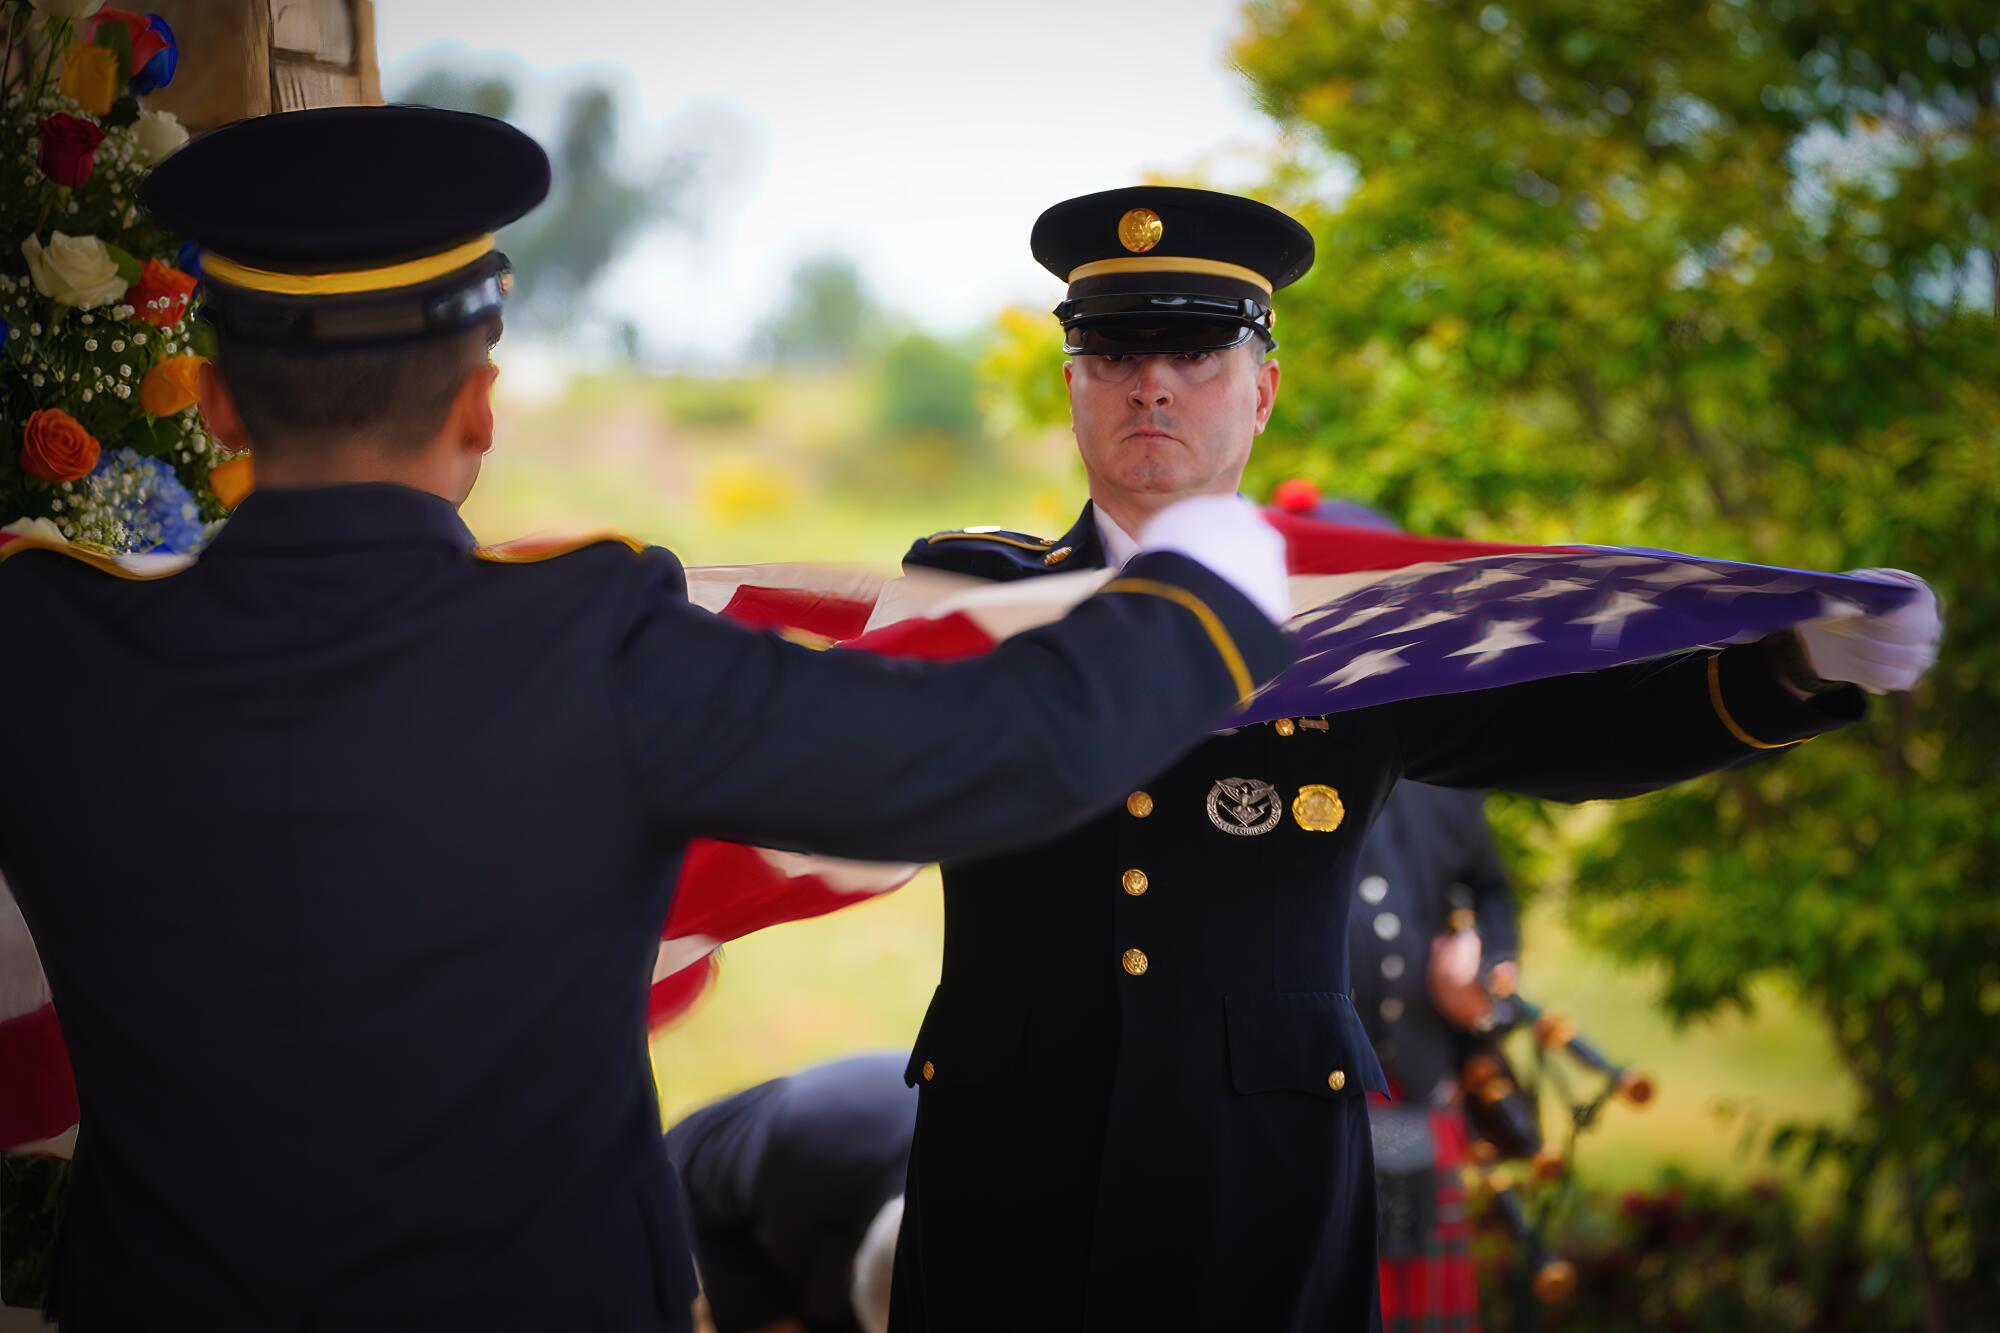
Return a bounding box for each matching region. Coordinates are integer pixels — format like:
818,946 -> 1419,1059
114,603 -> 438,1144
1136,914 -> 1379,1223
904,526 -> 1078,581
922,526 -> 1056,554
0,535 -> 194,581
472,531 -> 648,564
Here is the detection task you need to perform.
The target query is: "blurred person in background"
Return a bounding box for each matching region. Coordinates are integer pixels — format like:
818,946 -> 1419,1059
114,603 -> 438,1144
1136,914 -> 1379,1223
0,111 -> 1301,1331
666,1053 -> 913,1333
884,186 -> 1939,1333
1350,780 -> 1518,1333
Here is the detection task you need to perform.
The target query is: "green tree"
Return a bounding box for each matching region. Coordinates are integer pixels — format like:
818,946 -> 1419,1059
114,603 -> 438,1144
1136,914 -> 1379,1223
755,254 -> 882,366
396,66 -> 703,330
1230,2 -> 1998,1327
877,331 -> 983,442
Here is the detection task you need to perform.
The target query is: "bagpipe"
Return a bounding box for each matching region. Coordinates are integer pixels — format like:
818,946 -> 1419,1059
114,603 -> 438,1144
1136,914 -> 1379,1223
1457,972 -> 1655,1330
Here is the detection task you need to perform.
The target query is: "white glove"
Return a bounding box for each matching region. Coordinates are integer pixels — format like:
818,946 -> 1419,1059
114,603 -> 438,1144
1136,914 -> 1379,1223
1795,569 -> 1940,695
1137,494 -> 1292,624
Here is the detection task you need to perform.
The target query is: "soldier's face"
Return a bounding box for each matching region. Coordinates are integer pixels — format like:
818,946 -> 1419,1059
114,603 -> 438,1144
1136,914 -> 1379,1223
1064,343 -> 1280,503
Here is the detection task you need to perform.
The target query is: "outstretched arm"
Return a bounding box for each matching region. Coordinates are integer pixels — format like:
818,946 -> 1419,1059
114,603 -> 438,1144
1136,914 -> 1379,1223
620,501 -> 1293,863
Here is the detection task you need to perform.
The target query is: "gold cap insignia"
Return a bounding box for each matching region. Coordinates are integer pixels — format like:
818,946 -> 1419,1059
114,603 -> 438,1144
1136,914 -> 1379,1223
1117,207 -> 1164,253
1292,784 -> 1345,833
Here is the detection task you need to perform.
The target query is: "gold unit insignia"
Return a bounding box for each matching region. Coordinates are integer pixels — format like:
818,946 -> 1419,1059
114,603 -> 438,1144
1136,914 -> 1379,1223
1117,207 -> 1164,253
1292,784 -> 1345,833
1206,777 -> 1282,836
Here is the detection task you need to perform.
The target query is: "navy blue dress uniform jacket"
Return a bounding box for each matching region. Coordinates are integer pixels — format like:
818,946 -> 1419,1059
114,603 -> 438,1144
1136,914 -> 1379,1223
665,1053 -> 914,1333
0,484 -> 1289,1333
1349,783 -> 1517,1104
888,502 -> 1863,1333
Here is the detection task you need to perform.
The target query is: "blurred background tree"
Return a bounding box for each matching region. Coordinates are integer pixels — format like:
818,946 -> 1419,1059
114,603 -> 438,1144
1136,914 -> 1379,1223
1220,2 -> 1998,1328
754,254 -> 884,366
397,62 -> 707,334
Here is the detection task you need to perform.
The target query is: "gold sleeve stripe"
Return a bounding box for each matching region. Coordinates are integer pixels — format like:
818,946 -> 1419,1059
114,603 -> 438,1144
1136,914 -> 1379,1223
1066,256 -> 1274,294
0,537 -> 189,580
1101,576 -> 1255,704
925,532 -> 1054,552
202,235 -> 496,297
1706,654 -> 1808,750
473,531 -> 648,563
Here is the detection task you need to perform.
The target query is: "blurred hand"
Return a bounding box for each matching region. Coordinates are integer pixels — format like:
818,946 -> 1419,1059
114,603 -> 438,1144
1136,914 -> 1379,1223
1427,931 -> 1491,1030
1794,569 -> 1940,695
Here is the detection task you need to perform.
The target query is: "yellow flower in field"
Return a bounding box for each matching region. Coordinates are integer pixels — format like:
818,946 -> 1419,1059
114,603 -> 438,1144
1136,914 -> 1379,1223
139,353 -> 207,416
60,42 -> 120,117
207,454 -> 253,508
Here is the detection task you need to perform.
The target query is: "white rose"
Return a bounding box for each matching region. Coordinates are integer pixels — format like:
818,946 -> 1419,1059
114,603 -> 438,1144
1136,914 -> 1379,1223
29,0 -> 106,17
132,109 -> 189,163
21,232 -> 126,310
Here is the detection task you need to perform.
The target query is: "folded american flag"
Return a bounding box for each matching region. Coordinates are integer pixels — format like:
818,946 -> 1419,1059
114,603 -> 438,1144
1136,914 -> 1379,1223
0,516 -> 1916,1152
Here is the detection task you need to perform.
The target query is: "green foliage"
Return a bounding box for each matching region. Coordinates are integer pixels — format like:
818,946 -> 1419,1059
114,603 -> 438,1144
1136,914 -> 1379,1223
1231,2 -> 1999,1325
656,374 -> 766,429
755,254 -> 882,366
1,1156 -> 65,1310
1485,1172 -> 1920,1331
876,331 -> 983,441
974,304 -> 1072,440
396,64 -> 703,331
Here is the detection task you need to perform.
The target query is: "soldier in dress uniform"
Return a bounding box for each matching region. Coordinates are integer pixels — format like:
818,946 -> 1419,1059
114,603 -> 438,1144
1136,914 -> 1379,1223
885,186 -> 1942,1332
666,1053 -> 914,1333
0,113 -> 1301,1331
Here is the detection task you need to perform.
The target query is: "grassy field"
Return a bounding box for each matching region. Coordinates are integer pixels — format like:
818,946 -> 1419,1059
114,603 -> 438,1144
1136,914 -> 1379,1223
469,367 -> 1850,1191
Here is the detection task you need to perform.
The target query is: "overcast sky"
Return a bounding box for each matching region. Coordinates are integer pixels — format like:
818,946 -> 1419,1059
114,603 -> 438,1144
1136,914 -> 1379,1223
377,0 -> 1303,362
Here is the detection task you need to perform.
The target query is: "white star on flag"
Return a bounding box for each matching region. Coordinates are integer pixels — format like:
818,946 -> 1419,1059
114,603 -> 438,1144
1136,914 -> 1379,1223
1634,563 -> 1726,588
1456,567 -> 1534,592
1447,619 -> 1544,667
1568,590 -> 1659,648
1316,643 -> 1415,689
1298,601 -> 1405,637
1513,577 -> 1595,601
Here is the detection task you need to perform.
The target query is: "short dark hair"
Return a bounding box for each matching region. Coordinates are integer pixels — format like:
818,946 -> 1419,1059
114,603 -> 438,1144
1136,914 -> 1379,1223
212,320 -> 499,458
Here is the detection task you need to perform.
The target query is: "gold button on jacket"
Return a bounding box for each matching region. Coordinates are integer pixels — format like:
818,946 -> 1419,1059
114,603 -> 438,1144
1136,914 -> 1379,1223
1327,1069 -> 1346,1092
1125,790 -> 1154,818
1121,948 -> 1149,976
922,1060 -> 936,1082
1122,868 -> 1149,896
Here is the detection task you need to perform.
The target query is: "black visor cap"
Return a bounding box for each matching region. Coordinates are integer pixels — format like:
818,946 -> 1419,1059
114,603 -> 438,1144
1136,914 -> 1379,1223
1062,317 -> 1269,355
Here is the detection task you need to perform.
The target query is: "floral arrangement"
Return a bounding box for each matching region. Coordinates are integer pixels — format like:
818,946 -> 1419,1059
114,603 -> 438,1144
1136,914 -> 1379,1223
0,0 -> 250,557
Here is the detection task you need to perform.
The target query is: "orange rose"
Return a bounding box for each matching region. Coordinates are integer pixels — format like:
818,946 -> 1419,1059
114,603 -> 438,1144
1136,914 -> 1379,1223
139,353 -> 207,416
20,408 -> 101,484
207,453 -> 253,508
124,259 -> 197,328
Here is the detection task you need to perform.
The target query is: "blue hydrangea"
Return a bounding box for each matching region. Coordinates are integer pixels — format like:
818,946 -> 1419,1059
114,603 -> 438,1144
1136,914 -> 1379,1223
64,448 -> 208,554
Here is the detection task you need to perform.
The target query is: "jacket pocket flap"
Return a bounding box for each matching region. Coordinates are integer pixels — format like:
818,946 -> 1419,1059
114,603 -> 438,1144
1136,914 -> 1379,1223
904,987 -> 1028,1090
1225,991 -> 1389,1099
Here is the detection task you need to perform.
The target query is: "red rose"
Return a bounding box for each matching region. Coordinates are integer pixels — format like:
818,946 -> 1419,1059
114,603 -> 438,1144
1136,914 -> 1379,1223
125,259 -> 197,328
89,8 -> 169,74
37,114 -> 107,189
20,409 -> 101,484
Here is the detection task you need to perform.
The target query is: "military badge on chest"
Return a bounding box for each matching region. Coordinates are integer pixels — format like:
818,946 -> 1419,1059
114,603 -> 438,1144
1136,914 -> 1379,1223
1206,778 -> 1284,836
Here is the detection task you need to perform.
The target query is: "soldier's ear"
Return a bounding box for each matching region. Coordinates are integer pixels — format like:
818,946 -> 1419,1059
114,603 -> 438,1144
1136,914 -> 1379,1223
1252,357 -> 1280,436
196,361 -> 253,455
449,361 -> 500,456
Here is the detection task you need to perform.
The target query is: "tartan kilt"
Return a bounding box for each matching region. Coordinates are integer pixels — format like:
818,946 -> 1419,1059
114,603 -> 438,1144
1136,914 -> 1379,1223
1370,1097 -> 1480,1333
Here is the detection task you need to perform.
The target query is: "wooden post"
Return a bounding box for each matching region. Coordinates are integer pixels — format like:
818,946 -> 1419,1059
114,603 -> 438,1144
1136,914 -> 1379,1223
140,0 -> 380,132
